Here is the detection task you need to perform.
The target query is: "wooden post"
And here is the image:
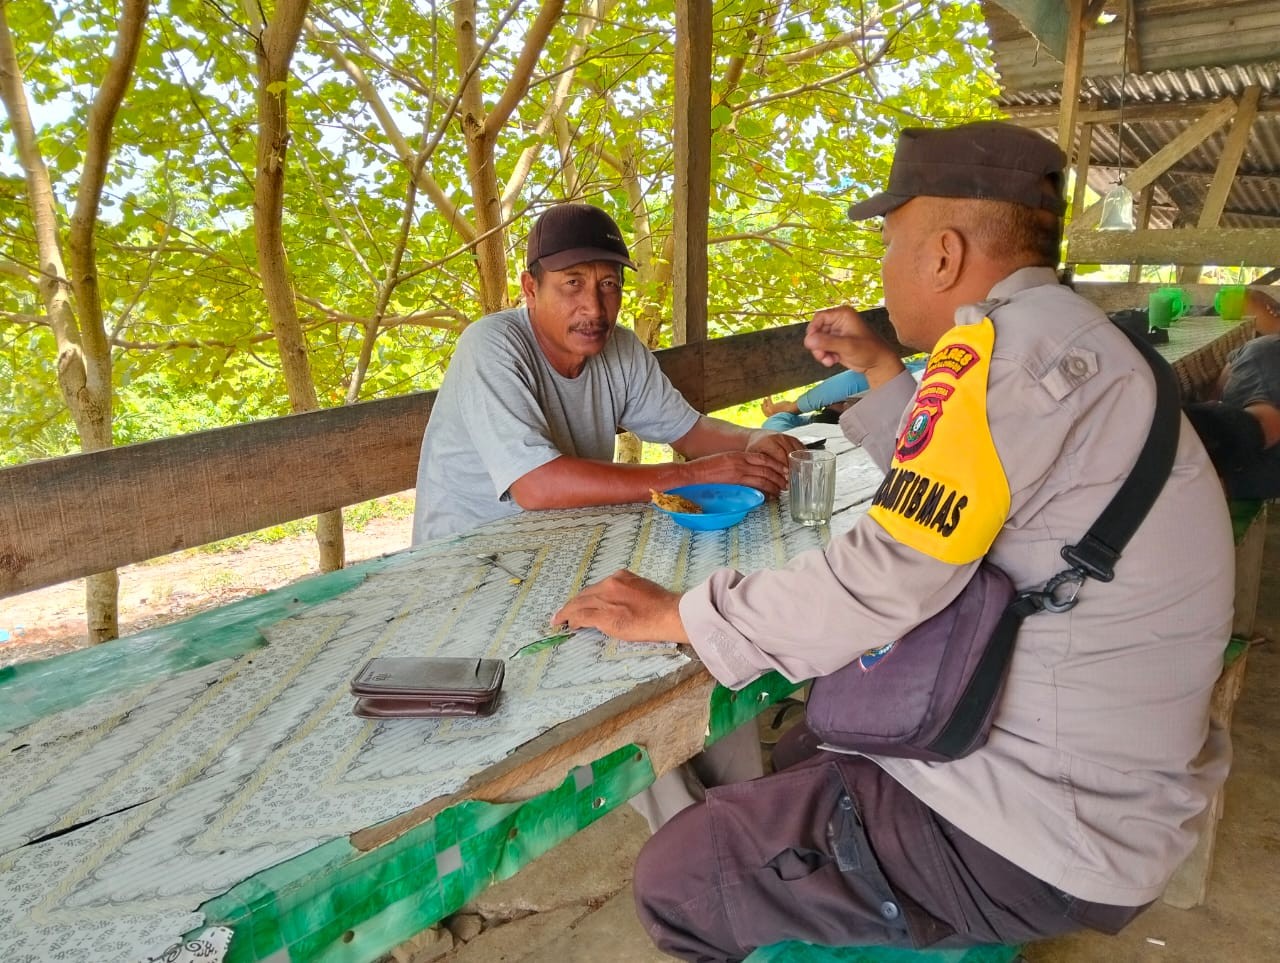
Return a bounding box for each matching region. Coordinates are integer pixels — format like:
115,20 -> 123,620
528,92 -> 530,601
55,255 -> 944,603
672,0 -> 712,348
1128,184 -> 1153,282
1071,122 -> 1094,220
1056,0 -> 1087,160
1122,0 -> 1141,73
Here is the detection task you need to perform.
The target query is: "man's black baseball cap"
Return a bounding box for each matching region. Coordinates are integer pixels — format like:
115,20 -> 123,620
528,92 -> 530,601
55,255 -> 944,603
526,203 -> 637,272
846,121 -> 1067,220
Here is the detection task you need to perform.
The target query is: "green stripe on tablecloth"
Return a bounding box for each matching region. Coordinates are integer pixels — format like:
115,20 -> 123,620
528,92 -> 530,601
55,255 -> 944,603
1229,499 -> 1264,544
1225,636 -> 1249,667
198,743 -> 657,963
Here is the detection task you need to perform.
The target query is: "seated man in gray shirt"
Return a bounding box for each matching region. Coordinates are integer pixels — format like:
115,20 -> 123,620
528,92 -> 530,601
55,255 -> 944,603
412,202 -> 800,544
413,203 -> 802,829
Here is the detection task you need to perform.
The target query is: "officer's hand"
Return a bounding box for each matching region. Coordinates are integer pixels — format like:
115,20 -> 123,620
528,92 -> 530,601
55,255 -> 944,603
554,570 -> 687,643
804,305 -> 904,380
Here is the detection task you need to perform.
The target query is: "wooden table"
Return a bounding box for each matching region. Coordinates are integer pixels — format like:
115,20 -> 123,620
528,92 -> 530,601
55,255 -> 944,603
0,426 -> 877,963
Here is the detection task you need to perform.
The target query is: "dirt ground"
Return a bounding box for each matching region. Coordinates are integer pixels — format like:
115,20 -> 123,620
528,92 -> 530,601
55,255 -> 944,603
0,496 -> 415,668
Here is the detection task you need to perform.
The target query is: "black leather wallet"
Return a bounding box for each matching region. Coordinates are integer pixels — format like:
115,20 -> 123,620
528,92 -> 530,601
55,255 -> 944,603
350,657 -> 504,718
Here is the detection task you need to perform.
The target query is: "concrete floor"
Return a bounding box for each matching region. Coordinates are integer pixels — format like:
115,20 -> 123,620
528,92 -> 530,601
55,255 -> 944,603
399,510 -> 1280,963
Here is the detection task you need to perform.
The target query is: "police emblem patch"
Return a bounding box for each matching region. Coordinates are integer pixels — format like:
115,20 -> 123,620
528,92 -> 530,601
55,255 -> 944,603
858,640 -> 897,672
896,382 -> 953,460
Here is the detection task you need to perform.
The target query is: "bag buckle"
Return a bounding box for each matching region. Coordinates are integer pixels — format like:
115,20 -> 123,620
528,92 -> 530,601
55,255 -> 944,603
1060,535 -> 1118,583
1017,568 -> 1086,615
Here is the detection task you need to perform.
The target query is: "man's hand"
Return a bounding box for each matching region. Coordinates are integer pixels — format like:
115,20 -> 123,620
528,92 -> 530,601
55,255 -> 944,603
554,569 -> 688,643
745,429 -> 804,465
685,449 -> 790,495
804,305 -> 905,388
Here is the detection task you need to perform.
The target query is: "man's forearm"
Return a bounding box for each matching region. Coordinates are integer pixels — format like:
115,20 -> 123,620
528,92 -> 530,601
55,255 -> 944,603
508,455 -> 694,510
672,415 -> 755,459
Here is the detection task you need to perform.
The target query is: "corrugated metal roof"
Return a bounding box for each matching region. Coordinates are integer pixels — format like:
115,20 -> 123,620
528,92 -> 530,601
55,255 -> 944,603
983,0 -> 1280,87
981,0 -> 1280,232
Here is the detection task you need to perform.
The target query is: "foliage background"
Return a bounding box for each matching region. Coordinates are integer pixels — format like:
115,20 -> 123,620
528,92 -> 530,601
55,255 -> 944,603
1,1 -> 1000,468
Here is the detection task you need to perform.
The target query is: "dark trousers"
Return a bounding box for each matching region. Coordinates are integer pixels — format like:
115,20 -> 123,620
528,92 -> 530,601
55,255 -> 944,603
632,724 -> 1147,963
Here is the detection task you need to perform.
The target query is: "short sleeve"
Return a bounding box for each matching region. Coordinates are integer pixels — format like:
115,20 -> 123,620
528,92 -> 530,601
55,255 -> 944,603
447,325 -> 564,498
612,329 -> 700,443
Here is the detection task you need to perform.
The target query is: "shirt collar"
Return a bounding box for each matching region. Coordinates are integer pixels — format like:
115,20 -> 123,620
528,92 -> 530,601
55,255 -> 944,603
987,266 -> 1061,301
952,266 -> 1062,328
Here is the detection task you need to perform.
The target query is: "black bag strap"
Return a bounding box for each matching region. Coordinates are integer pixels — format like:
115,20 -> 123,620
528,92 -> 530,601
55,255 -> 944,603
1022,325 -> 1182,613
1059,329 -> 1182,582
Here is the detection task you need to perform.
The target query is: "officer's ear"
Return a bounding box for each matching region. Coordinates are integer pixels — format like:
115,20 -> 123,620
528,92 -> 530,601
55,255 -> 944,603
928,227 -> 967,293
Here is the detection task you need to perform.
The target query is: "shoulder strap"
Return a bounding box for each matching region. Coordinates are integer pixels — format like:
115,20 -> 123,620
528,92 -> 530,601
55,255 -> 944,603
1059,327 -> 1182,582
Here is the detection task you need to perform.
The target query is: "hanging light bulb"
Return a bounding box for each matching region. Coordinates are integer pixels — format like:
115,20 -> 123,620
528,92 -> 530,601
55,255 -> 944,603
1096,2 -> 1136,232
1098,182 -> 1136,230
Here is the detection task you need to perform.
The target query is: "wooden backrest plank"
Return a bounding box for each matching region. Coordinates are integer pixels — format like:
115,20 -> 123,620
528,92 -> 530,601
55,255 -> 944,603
7,320 -> 898,596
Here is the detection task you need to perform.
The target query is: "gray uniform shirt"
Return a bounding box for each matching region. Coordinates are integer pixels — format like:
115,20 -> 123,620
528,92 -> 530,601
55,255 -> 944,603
412,308 -> 700,542
680,268 -> 1234,905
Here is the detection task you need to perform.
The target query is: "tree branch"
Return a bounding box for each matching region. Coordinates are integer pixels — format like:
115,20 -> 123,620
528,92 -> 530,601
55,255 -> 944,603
346,178 -> 419,403
0,311 -> 48,327
501,0 -> 616,214
484,0 -> 566,139
304,18 -> 476,243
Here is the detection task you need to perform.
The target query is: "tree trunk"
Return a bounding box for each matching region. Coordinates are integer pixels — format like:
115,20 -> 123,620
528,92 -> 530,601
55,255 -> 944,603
253,0 -> 344,572
0,0 -> 149,642
452,0 -> 512,314
453,0 -> 564,314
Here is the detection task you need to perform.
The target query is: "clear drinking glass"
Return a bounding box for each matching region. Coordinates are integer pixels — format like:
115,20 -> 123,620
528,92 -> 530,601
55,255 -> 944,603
788,449 -> 836,526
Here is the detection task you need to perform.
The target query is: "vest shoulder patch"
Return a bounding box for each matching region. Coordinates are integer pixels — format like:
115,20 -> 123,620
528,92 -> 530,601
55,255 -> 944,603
868,318 -> 1011,565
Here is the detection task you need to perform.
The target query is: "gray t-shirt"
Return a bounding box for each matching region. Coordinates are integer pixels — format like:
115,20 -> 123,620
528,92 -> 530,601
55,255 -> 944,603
1222,333 -> 1280,408
412,308 -> 701,542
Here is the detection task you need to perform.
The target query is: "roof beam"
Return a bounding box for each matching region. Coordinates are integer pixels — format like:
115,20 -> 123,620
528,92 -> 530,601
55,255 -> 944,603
1005,97 -> 1280,128
1068,227 -> 1280,266
1072,95 -> 1238,229
1181,86 -> 1263,282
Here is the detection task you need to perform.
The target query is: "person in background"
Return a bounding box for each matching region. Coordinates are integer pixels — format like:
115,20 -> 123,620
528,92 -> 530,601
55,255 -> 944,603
1244,287 -> 1280,336
760,357 -> 928,430
556,121 -> 1232,961
1185,330 -> 1280,499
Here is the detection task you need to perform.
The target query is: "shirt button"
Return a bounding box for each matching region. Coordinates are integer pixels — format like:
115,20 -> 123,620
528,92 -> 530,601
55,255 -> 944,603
880,900 -> 901,920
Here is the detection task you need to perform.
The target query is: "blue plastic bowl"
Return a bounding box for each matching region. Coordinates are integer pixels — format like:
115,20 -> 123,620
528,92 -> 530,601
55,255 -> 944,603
652,484 -> 765,531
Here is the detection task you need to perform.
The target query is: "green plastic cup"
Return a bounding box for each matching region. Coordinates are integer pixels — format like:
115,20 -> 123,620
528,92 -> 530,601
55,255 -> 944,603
1215,285 -> 1246,321
1149,288 -> 1186,329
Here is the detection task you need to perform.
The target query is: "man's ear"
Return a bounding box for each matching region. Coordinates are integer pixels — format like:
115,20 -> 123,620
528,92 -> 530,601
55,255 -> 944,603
930,228 -> 967,292
519,270 -> 538,305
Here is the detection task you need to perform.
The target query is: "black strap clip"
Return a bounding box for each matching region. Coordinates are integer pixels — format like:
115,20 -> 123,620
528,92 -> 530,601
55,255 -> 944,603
1060,534 -> 1119,583
1016,567 -> 1087,615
